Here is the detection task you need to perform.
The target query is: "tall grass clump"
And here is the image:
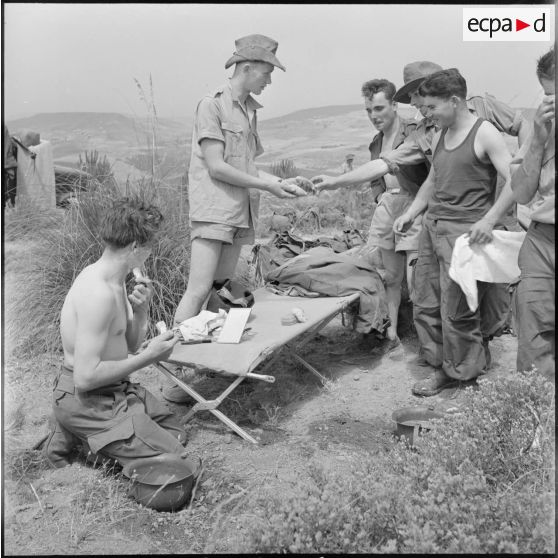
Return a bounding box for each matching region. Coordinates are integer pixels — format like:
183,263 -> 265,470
8,175 -> 190,356
78,150 -> 116,187
3,200 -> 63,242
270,158 -> 298,179
231,370 -> 555,554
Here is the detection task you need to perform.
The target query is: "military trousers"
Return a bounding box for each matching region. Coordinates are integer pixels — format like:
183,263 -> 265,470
514,221 -> 555,380
52,367 -> 188,469
413,217 -> 511,380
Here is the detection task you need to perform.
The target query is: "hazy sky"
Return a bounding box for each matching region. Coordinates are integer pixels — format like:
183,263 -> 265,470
3,3 -> 555,121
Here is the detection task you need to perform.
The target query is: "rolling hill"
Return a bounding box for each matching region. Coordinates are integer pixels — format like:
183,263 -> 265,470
6,103 -> 532,179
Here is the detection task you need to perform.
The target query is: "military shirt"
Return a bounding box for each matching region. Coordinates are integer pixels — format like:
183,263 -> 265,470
188,80 -> 264,228
368,116 -> 428,197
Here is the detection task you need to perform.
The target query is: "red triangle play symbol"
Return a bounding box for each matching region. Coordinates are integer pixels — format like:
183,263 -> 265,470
516,18 -> 530,31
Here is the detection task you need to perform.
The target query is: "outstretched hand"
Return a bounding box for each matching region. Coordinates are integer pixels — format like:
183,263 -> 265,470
284,176 -> 316,195
311,175 -> 338,193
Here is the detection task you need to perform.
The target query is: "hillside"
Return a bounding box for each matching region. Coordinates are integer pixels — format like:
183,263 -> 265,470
6,103 -> 533,179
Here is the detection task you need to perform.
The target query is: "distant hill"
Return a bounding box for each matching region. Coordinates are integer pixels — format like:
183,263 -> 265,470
6,104 -> 531,178
6,112 -> 191,166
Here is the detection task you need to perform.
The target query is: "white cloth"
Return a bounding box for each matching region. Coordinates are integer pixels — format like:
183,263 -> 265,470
178,309 -> 227,341
15,140 -> 56,209
449,230 -> 526,312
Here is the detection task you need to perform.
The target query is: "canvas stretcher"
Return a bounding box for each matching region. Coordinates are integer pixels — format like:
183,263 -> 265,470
154,287 -> 360,443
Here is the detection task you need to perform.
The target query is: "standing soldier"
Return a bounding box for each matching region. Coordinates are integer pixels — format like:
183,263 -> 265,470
511,47 -> 555,380
165,34 -> 310,403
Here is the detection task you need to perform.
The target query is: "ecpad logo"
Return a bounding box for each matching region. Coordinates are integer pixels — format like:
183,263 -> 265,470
463,7 -> 553,41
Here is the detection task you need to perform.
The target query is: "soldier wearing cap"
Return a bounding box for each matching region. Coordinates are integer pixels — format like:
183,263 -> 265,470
342,153 -> 355,174
165,34 -> 311,403
312,60 -> 529,393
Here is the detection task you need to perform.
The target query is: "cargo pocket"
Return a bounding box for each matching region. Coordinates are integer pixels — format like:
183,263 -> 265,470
130,414 -> 184,454
446,280 -> 473,321
53,374 -> 75,405
87,417 -> 134,455
517,281 -> 555,333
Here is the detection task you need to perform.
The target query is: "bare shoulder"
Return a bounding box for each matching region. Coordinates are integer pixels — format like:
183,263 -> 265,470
67,265 -> 115,317
477,119 -> 503,143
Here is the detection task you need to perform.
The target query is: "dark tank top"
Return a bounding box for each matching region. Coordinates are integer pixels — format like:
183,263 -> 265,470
427,118 -> 498,222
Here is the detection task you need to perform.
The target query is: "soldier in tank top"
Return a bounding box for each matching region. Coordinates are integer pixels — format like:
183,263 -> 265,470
393,69 -> 517,396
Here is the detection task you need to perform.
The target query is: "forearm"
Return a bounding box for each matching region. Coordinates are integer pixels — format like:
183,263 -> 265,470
210,161 -> 274,192
406,179 -> 434,219
516,118 -> 531,149
510,139 -> 544,204
74,350 -> 156,391
126,309 -> 149,353
331,159 -> 389,189
258,169 -> 282,183
484,179 -> 515,224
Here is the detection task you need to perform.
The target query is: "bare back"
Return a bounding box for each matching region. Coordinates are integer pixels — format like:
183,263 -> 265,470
60,262 -> 133,370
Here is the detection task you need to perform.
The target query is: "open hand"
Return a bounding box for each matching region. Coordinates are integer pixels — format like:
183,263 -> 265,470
266,181 -> 297,199
284,176 -> 315,194
311,175 -> 338,193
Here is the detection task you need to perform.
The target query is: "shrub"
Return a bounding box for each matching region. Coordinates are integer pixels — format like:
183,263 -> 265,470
232,370 -> 555,554
8,176 -> 190,355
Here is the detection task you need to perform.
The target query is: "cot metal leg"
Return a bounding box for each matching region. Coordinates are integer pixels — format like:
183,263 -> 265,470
154,363 -> 258,444
259,311 -> 345,382
290,353 -> 329,384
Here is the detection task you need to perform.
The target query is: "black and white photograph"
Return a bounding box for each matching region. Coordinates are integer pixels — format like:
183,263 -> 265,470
2,2 -> 555,554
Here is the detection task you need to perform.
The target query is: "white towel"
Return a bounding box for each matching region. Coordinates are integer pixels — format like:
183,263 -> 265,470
178,309 -> 227,341
15,140 -> 56,209
449,230 -> 526,312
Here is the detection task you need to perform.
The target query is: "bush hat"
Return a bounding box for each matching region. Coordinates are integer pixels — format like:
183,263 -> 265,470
393,61 -> 443,103
225,34 -> 286,71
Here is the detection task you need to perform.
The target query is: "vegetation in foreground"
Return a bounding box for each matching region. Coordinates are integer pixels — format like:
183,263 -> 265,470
229,370 -> 555,554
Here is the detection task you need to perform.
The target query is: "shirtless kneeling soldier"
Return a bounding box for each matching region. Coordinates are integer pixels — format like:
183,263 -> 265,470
44,196 -> 192,469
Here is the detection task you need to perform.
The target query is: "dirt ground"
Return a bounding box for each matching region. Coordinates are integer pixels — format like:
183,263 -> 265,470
2,306 -> 518,554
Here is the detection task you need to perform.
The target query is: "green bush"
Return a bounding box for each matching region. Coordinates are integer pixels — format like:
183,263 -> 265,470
8,177 -> 190,355
234,370 -> 555,554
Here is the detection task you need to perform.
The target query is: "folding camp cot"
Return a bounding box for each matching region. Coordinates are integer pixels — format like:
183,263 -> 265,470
154,287 -> 360,444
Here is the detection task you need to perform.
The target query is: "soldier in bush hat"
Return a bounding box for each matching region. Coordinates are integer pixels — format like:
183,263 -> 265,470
164,34 -> 313,403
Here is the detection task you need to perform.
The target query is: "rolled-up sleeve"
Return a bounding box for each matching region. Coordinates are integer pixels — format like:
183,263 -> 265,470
196,97 -> 225,145
381,133 -> 427,173
472,94 -> 525,137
